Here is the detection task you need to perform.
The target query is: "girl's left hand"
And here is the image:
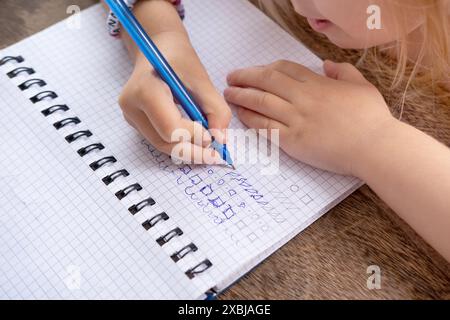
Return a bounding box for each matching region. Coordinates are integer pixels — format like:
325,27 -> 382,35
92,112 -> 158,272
224,60 -> 397,177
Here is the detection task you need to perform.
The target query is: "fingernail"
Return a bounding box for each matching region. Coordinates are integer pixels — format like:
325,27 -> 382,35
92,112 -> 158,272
223,87 -> 235,100
226,72 -> 236,83
211,129 -> 227,144
202,133 -> 212,147
204,150 -> 224,165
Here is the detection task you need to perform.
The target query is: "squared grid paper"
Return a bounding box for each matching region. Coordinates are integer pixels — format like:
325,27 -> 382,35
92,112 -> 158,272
0,0 -> 361,297
0,40 -> 199,300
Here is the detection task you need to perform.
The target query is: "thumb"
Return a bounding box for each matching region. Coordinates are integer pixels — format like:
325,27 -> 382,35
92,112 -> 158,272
324,60 -> 370,85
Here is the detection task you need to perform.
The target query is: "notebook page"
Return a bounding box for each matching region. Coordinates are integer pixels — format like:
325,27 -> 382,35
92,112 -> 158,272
0,56 -> 202,299
0,0 -> 360,295
169,0 -> 360,290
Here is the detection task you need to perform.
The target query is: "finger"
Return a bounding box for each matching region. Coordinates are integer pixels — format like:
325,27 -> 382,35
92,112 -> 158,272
130,109 -> 173,154
121,85 -> 211,148
236,107 -> 288,139
323,60 -> 371,85
268,59 -> 320,82
178,118 -> 213,147
189,79 -> 232,144
123,113 -> 137,130
224,86 -> 293,125
227,66 -> 300,102
171,141 -> 225,165
120,89 -> 143,132
131,109 -> 223,165
137,77 -> 212,146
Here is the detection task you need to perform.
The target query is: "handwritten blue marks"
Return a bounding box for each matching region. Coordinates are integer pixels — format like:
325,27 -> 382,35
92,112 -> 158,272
200,184 -> 213,196
140,140 -> 284,228
190,174 -> 203,186
222,205 -> 237,220
221,172 -> 269,206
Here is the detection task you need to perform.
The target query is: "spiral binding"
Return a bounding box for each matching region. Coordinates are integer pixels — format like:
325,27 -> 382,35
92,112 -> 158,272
7,66 -> 35,78
54,117 -> 81,130
102,169 -> 130,185
157,228 -> 183,246
115,183 -> 142,200
90,156 -> 117,171
171,243 -> 198,262
142,212 -> 169,230
1,55 -> 213,281
30,91 -> 58,104
19,79 -> 47,91
77,143 -> 105,157
65,130 -> 92,143
129,197 -> 156,215
0,55 -> 24,66
43,104 -> 70,117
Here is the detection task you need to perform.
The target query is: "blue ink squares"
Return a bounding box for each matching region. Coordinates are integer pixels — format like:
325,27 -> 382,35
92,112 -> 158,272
200,184 -> 213,196
190,174 -> 203,186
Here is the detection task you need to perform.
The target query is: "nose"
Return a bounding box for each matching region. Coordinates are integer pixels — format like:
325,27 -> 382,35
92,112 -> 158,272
290,0 -> 325,19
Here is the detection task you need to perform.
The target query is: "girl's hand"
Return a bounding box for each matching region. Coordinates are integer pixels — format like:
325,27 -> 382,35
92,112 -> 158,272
119,4 -> 231,165
225,60 -> 397,177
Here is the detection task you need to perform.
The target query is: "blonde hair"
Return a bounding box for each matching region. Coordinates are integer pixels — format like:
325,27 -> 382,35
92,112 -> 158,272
252,0 -> 450,117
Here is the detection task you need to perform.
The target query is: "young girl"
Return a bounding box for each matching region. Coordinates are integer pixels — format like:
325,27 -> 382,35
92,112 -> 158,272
104,0 -> 450,262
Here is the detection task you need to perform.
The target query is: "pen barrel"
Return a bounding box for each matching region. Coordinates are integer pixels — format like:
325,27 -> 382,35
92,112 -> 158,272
106,0 -> 209,129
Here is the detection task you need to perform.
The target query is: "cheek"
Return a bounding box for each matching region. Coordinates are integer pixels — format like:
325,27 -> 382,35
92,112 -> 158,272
290,0 -> 320,17
314,0 -> 402,48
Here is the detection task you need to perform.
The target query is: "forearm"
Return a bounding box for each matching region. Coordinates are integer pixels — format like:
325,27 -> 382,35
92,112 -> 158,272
102,0 -> 188,62
356,120 -> 450,261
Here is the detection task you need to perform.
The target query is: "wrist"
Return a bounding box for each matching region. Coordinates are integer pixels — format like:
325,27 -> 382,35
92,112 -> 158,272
132,29 -> 191,68
125,1 -> 188,62
352,117 -> 407,180
133,0 -> 186,35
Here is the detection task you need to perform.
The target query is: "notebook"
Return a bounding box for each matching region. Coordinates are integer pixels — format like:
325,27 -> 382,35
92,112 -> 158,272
0,0 -> 360,299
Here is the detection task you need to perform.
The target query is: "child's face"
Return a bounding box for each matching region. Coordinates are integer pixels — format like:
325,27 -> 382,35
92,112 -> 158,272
290,0 -> 424,49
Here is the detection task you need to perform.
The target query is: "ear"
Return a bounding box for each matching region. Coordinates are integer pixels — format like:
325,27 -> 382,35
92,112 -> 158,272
323,60 -> 371,85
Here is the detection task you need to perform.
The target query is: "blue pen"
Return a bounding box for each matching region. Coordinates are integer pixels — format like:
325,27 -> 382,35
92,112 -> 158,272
105,0 -> 235,169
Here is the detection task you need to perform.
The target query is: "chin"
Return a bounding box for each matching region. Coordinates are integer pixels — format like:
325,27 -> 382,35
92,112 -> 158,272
324,33 -> 371,50
323,29 -> 393,50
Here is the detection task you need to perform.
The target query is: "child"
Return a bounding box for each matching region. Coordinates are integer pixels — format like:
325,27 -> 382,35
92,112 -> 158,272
105,0 -> 450,262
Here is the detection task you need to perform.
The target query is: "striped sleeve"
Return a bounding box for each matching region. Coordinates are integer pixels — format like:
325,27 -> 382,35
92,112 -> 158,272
107,0 -> 185,37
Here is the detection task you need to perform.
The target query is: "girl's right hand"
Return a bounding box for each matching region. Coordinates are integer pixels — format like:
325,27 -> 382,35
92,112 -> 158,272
119,30 -> 232,164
